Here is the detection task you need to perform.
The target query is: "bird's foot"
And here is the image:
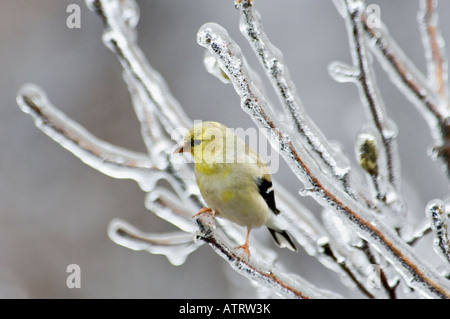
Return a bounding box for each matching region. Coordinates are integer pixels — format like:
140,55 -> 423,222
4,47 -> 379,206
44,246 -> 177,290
192,207 -> 215,219
236,0 -> 252,6
235,243 -> 251,261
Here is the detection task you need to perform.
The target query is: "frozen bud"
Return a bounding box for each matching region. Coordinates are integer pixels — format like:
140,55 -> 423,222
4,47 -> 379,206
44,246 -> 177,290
357,137 -> 379,177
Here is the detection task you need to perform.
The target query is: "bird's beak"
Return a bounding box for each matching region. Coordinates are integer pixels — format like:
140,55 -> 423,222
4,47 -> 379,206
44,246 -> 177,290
173,141 -> 190,154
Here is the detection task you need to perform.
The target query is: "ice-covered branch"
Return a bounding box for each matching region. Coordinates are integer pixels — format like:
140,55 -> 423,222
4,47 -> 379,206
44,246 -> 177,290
332,0 -> 403,217
236,0 -> 354,195
16,84 -> 160,192
86,0 -> 192,141
108,219 -> 202,266
197,22 -> 450,298
426,200 -> 450,266
195,213 -> 342,299
419,0 -> 449,101
361,2 -> 450,178
85,0 -> 368,295
274,183 -> 384,298
17,0 -> 450,298
89,0 -> 386,296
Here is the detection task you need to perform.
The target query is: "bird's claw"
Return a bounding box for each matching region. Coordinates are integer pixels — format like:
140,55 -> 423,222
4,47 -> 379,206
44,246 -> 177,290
235,243 -> 251,261
192,207 -> 215,219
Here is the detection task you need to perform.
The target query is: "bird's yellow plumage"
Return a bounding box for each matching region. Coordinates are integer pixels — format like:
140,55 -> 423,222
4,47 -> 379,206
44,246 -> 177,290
174,121 -> 296,259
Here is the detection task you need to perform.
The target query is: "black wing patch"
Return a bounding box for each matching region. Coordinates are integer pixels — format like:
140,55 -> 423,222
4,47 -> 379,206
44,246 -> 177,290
255,177 -> 280,215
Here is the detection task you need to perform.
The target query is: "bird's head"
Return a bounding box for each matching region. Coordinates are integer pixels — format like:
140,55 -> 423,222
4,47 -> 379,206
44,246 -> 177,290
174,121 -> 229,163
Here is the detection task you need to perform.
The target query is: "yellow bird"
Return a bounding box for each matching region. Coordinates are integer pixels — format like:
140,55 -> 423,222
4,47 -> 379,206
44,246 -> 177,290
174,121 -> 297,260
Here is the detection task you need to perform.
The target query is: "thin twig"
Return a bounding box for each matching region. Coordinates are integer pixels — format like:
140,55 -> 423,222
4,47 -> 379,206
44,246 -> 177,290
336,0 -> 403,211
407,223 -> 433,246
320,242 -> 375,299
419,0 -> 449,101
426,200 -> 450,265
358,240 -> 398,299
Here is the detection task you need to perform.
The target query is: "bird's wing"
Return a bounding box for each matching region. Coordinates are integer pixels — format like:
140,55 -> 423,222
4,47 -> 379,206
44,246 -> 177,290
253,149 -> 280,215
255,176 -> 280,215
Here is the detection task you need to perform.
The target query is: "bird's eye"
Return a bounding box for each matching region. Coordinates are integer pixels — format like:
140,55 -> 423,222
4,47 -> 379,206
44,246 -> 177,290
191,139 -> 202,147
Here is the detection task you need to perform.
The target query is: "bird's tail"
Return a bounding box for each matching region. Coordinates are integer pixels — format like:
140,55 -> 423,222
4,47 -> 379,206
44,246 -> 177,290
267,228 -> 297,252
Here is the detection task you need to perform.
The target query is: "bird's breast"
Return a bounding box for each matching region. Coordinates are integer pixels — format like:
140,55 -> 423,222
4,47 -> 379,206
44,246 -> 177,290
195,163 -> 269,229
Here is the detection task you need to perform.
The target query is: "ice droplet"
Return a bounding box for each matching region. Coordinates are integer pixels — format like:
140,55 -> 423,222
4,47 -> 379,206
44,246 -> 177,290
16,84 -> 47,115
102,29 -> 119,52
119,0 -> 140,30
347,0 -> 364,14
382,118 -> 399,140
203,50 -> 231,84
84,0 -> 97,12
328,61 -> 359,83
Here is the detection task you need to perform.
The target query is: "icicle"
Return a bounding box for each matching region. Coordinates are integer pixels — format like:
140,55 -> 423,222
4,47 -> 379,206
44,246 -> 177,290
108,219 -> 201,266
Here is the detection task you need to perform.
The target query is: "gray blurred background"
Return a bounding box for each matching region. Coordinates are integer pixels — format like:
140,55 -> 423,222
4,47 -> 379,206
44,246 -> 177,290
1,0 -> 449,298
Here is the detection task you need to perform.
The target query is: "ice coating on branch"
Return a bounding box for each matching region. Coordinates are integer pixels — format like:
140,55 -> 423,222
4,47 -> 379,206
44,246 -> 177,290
145,187 -> 198,233
203,50 -> 231,84
122,70 -> 169,165
322,210 -> 362,247
418,0 -> 449,101
426,199 -> 450,266
362,0 -> 450,183
195,213 -> 342,299
345,0 -> 364,14
328,61 -> 359,83
16,84 -> 161,192
320,209 -> 392,298
88,0 -> 192,141
237,4 -> 353,192
335,0 -> 404,220
108,219 -> 201,266
118,0 -> 140,30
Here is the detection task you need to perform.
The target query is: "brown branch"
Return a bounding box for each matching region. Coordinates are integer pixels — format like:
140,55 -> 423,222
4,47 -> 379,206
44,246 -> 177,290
340,0 -> 403,207
358,240 -> 398,299
195,213 -> 342,299
320,242 -> 375,299
420,0 -> 448,100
